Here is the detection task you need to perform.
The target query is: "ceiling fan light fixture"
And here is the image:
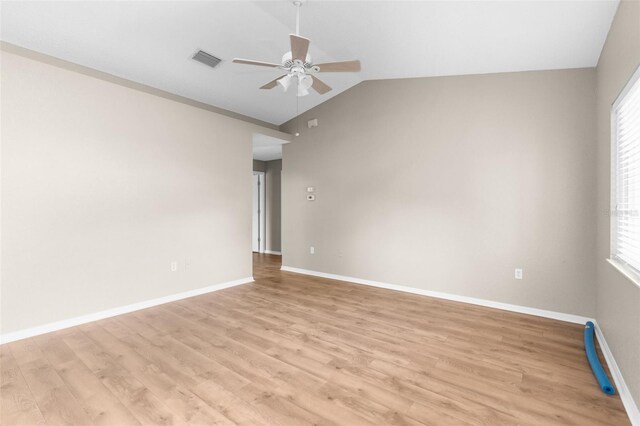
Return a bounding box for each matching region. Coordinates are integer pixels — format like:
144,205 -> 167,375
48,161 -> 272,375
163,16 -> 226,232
297,85 -> 309,97
299,74 -> 313,89
298,74 -> 313,96
277,74 -> 292,91
296,74 -> 312,96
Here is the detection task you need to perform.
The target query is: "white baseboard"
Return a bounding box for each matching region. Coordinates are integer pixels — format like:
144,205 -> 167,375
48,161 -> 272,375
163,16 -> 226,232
281,265 -> 639,425
281,266 -> 591,324
594,322 -> 640,425
265,250 -> 282,255
0,276 -> 254,345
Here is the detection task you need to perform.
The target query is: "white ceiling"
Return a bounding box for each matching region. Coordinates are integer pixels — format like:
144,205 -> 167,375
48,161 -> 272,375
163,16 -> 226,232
253,133 -> 288,161
1,1 -> 618,126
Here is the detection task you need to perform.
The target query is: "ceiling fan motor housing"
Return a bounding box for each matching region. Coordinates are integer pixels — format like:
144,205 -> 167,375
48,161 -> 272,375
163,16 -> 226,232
281,52 -> 314,71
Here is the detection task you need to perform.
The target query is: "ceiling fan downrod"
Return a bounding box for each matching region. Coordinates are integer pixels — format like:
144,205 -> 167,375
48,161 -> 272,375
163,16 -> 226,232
294,1 -> 302,36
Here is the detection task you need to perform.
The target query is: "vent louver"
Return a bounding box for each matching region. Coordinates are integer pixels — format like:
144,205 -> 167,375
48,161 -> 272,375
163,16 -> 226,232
192,50 -> 221,68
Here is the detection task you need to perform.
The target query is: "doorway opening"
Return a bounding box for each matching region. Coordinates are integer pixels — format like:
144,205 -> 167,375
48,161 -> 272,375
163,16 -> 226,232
252,171 -> 266,253
252,132 -> 288,270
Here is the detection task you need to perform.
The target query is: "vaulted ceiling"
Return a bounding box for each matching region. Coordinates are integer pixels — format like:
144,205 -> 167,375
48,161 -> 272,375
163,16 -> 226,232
1,1 -> 619,125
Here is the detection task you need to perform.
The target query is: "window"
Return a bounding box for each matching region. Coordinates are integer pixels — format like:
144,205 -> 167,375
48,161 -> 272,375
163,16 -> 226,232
612,66 -> 640,279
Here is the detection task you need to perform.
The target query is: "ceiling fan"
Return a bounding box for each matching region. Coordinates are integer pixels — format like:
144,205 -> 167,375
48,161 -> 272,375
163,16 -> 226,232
232,1 -> 361,97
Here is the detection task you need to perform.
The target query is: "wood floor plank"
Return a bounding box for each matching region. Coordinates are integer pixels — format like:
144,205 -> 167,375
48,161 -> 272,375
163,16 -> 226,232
9,340 -> 95,426
60,329 -> 183,425
138,309 -> 377,425
0,253 -> 631,425
236,383 -> 333,426
33,333 -> 141,426
0,345 -> 47,426
80,324 -> 234,425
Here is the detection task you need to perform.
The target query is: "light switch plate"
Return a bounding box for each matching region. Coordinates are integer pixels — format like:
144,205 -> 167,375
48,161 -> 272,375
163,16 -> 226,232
307,194 -> 315,201
307,186 -> 315,193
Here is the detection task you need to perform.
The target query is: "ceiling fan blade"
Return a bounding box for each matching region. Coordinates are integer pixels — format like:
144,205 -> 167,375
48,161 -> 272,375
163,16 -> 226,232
311,76 -> 332,94
232,58 -> 281,68
260,75 -> 287,90
316,60 -> 361,72
290,34 -> 310,62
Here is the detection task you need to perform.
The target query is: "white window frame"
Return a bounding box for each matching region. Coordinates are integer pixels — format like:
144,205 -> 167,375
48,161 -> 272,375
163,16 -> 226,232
610,65 -> 640,288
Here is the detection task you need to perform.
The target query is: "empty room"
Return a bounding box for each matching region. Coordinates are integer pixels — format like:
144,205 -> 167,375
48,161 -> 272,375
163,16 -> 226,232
1,0 -> 639,425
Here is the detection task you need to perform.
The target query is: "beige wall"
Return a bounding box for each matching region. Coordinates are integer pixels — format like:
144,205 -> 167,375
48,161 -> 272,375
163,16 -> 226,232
0,48 -> 282,335
281,68 -> 597,317
595,0 -> 640,407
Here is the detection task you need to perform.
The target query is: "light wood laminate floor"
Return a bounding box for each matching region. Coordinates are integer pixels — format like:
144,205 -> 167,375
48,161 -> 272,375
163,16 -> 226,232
1,254 -> 630,425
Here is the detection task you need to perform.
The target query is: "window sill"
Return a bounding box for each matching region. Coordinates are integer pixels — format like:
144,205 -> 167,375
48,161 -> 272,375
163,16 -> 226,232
606,258 -> 640,290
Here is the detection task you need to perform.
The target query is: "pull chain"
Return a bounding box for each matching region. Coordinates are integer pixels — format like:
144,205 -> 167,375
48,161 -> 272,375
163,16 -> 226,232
295,94 -> 300,137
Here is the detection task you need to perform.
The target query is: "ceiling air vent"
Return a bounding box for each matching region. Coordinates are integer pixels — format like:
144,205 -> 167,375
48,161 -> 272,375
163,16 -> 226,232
192,50 -> 221,69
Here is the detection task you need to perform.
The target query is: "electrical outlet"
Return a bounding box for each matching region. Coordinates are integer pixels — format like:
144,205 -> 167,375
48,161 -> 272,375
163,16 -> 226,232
171,261 -> 178,272
515,268 -> 523,280
310,246 -> 315,254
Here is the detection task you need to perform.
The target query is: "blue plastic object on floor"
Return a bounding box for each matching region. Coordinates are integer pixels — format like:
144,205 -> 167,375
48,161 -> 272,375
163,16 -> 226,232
584,321 -> 615,395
